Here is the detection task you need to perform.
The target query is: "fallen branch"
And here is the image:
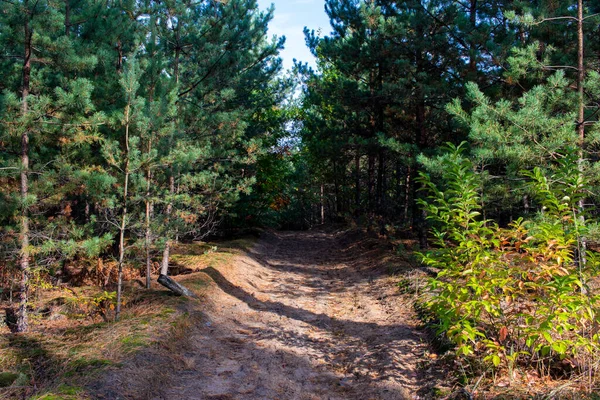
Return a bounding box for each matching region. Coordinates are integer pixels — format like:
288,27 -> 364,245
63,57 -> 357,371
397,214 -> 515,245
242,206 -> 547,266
157,274 -> 198,298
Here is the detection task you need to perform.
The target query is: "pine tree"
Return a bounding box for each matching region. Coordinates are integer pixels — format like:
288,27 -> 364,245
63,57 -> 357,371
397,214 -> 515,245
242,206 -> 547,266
0,0 -> 107,332
302,0 -> 465,237
447,1 -> 600,222
105,56 -> 148,321
154,0 -> 284,276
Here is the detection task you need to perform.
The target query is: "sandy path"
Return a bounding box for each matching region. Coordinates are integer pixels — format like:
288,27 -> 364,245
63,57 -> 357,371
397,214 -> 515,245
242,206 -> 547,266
153,230 -> 429,400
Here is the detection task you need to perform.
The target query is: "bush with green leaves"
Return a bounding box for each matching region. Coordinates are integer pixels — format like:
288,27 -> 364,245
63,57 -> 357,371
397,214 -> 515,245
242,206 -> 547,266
418,143 -> 600,382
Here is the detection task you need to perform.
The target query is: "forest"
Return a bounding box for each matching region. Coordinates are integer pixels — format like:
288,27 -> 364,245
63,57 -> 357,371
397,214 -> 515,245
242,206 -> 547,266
1,0 -> 600,398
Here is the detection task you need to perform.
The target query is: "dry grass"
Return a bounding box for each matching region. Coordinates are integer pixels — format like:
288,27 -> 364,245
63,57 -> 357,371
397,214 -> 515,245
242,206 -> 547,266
167,238 -> 256,275
0,236 -> 257,400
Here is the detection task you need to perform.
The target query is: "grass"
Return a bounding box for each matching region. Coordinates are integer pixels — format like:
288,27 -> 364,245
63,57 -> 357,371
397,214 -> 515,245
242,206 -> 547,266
0,236 -> 257,400
171,237 -> 256,270
120,334 -> 147,352
0,288 -> 192,399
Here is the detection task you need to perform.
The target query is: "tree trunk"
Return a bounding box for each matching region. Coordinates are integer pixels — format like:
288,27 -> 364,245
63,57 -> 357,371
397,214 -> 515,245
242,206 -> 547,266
576,0 -> 587,271
65,0 -> 70,36
145,171 -> 152,289
160,174 -> 176,276
395,160 -> 402,220
115,103 -> 131,322
145,15 -> 158,290
375,61 -> 385,215
320,184 -> 325,224
174,23 -> 180,85
404,165 -> 411,225
160,21 -> 181,278
367,152 -> 375,212
333,160 -> 341,215
414,45 -> 428,248
116,40 -> 123,73
468,0 -> 477,76
160,242 -> 171,276
16,2 -> 32,333
376,149 -> 385,215
354,149 -> 361,212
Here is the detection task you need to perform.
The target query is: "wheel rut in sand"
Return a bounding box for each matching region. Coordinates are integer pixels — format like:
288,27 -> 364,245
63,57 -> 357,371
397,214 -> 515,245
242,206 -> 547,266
158,230 -> 432,400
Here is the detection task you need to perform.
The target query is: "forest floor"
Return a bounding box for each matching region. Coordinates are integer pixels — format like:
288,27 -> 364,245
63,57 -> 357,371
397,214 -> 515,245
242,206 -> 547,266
91,228 -> 446,399
2,228 -> 595,399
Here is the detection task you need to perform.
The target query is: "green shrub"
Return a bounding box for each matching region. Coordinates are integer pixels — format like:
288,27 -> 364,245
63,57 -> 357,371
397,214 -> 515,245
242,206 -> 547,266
418,143 -> 600,382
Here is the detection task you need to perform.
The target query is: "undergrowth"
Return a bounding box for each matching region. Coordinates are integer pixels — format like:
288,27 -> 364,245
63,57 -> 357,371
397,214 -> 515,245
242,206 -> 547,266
0,237 -> 255,399
417,143 -> 600,396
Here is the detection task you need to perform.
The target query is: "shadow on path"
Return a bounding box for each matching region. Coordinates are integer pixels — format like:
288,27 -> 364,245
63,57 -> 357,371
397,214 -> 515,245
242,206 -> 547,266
201,265 -> 419,390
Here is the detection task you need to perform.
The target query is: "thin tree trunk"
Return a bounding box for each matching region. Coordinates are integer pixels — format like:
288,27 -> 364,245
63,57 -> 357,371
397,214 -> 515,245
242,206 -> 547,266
16,2 -> 32,333
414,76 -> 428,247
174,24 -> 180,85
577,0 -> 585,158
375,61 -> 385,215
116,40 -> 123,73
332,160 -> 338,214
145,15 -> 158,289
85,202 -> 90,223
160,22 -> 181,278
115,104 -> 131,322
355,148 -> 360,212
404,165 -> 411,224
320,184 -> 325,225
145,170 -> 152,289
160,243 -> 171,276
376,149 -> 385,215
367,152 -> 375,212
468,0 -> 477,75
333,160 -> 341,215
576,0 -> 587,271
65,0 -> 70,36
395,160 -> 402,219
160,175 -> 175,276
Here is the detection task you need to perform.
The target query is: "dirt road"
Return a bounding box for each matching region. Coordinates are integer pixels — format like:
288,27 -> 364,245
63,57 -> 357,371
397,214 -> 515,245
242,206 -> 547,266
154,230 -> 431,400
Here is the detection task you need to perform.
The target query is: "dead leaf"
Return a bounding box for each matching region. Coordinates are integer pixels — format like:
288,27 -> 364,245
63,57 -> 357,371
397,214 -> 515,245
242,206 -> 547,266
499,326 -> 508,342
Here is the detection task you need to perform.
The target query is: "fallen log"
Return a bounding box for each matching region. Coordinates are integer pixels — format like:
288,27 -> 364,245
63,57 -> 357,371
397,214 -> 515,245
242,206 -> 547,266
157,274 -> 198,298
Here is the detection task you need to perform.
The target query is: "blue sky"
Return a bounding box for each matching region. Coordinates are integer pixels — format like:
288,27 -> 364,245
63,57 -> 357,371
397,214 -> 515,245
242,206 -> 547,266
257,0 -> 331,71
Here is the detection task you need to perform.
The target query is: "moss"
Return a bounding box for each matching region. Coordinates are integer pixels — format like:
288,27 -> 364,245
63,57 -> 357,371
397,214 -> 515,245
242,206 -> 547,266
0,372 -> 19,387
32,384 -> 85,398
158,308 -> 176,318
56,384 -> 84,395
120,334 -> 147,352
223,238 -> 256,251
68,358 -> 113,372
430,386 -> 449,398
67,345 -> 86,357
63,322 -> 107,337
182,278 -> 209,291
32,387 -> 84,400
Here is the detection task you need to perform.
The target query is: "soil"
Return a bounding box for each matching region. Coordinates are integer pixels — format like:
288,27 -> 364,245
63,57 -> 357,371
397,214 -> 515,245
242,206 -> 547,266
94,229 -> 443,399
